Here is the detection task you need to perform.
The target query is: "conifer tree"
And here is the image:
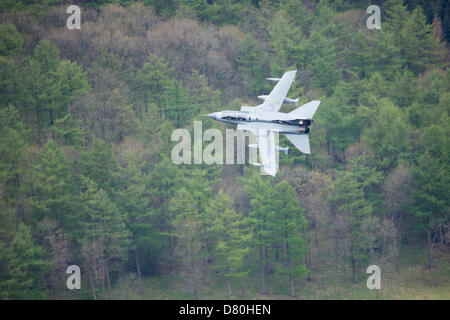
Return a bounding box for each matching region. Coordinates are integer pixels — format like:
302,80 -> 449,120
272,181 -> 308,296
205,190 -> 252,299
237,35 -> 269,97
0,223 -> 51,299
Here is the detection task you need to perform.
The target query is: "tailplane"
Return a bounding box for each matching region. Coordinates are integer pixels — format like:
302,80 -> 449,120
284,133 -> 310,154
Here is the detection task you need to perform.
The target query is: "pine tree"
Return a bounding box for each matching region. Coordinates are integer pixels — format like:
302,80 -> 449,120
169,187 -> 204,299
237,35 -> 269,97
272,181 -> 308,297
165,80 -> 192,128
412,125 -> 449,268
133,54 -> 173,119
331,156 -> 382,284
0,106 -> 28,224
148,157 -> 183,270
0,23 -> 23,56
267,10 -> 299,77
116,151 -> 153,294
205,190 -> 252,299
21,40 -> 89,143
239,170 -> 274,294
0,223 -> 51,299
77,139 -> 118,195
185,70 -> 221,117
361,100 -> 409,171
26,140 -> 75,231
78,178 -> 131,299
385,1 -> 445,73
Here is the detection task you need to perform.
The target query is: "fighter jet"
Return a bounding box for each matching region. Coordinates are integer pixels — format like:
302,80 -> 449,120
208,70 -> 320,176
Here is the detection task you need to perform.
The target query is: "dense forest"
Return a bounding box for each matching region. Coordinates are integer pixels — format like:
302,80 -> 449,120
0,0 -> 448,300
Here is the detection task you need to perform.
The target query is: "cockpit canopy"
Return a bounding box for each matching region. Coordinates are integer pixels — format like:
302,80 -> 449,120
220,110 -> 249,121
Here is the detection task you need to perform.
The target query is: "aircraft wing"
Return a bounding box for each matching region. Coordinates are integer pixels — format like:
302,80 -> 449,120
237,123 -> 278,176
256,70 -> 297,113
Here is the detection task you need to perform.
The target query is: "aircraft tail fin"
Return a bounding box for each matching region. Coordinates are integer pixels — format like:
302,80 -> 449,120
284,133 -> 310,154
288,100 -> 321,119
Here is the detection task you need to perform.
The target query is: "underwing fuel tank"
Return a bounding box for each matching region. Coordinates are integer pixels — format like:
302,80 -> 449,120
249,144 -> 289,154
257,95 -> 299,106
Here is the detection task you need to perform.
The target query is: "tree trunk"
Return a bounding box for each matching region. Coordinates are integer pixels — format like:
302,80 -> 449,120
49,109 -> 55,139
88,271 -> 97,300
106,264 -> 112,300
315,228 -> 321,261
306,235 -> 312,280
101,270 -> 106,299
265,246 -> 269,274
226,276 -> 231,300
351,257 -> 357,284
335,260 -> 341,300
289,274 -> 295,297
427,229 -> 433,268
286,238 -> 295,297
259,244 -> 266,294
35,104 -> 41,145
305,250 -> 311,281
135,250 -> 144,295
350,243 -> 357,284
14,173 -> 25,222
393,237 -> 399,272
168,228 -> 174,271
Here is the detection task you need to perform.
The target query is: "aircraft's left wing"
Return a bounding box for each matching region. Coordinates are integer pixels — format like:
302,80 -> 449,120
237,123 -> 278,176
256,129 -> 277,176
256,70 -> 297,113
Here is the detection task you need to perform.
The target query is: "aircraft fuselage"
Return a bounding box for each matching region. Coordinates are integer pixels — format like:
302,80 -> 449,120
208,110 -> 311,134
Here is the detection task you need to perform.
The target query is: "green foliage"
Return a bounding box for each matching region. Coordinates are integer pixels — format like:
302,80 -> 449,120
206,190 -> 252,280
132,54 -> 174,120
195,0 -> 248,25
26,140 -> 75,229
78,177 -> 131,272
361,100 -> 409,171
267,10 -> 300,77
0,224 -> 51,299
0,0 -> 448,299
386,1 -> 445,73
0,23 -> 23,56
237,35 -> 269,96
332,156 -> 383,275
412,125 -> 449,233
297,31 -> 341,93
78,139 -> 118,194
272,181 -> 308,280
165,80 -> 193,128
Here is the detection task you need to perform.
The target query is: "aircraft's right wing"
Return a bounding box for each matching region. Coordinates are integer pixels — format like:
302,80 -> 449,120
256,70 -> 297,113
288,100 -> 321,119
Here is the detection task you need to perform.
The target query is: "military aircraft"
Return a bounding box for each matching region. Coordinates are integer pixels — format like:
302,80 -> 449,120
208,70 -> 320,176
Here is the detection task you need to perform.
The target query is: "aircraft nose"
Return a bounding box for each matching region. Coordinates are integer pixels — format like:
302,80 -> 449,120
208,112 -> 219,119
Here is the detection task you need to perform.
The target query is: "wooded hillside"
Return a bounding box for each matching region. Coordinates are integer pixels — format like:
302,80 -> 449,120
0,0 -> 448,299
